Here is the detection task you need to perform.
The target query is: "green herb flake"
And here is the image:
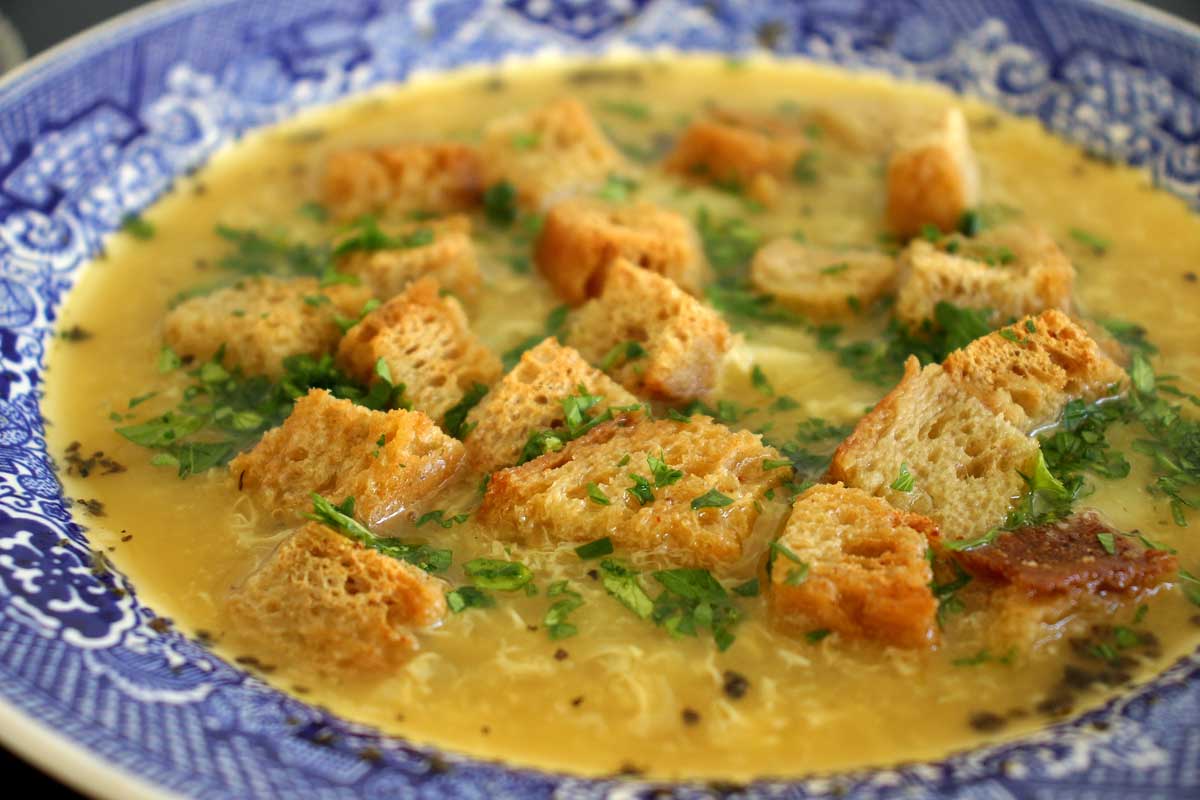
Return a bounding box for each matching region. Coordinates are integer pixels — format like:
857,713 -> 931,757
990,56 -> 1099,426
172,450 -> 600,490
446,585 -> 494,613
415,509 -> 469,529
585,482 -> 612,507
627,473 -> 655,505
750,364 -> 774,396
442,382 -> 488,439
483,181 -> 518,226
306,494 -> 452,573
1096,532 -> 1117,555
599,559 -> 654,619
819,262 -> 849,276
464,558 -> 533,591
890,461 -> 915,493
574,536 -> 615,559
1069,227 -> 1110,255
121,214 -> 156,240
805,628 -> 831,643
732,578 -> 760,597
647,452 -> 684,488
691,489 -> 734,510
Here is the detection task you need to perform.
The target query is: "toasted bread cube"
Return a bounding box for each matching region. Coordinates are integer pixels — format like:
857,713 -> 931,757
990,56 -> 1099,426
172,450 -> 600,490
226,522 -> 447,673
827,357 -> 1040,543
462,338 -> 637,473
893,224 -> 1074,328
749,238 -> 897,318
942,309 -> 1128,433
163,276 -> 371,379
337,215 -> 481,303
478,415 -> 787,567
480,98 -> 622,209
336,277 -> 502,422
886,108 -> 979,237
664,110 -> 808,203
568,259 -> 731,401
768,483 -> 938,648
534,198 -> 708,305
230,389 -> 465,524
320,143 -> 483,220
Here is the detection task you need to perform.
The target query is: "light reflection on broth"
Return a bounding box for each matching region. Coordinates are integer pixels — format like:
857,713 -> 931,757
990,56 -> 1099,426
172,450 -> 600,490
43,56 -> 1200,781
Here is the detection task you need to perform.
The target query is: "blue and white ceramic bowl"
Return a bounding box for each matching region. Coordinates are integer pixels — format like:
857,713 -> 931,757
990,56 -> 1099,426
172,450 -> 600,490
1,1 -> 1198,797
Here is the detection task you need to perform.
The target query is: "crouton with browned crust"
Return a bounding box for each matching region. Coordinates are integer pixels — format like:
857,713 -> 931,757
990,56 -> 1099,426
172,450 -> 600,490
534,198 -> 708,305
336,215 -> 481,303
336,277 -> 502,422
886,108 -> 979,237
462,338 -> 638,473
942,309 -> 1127,433
478,414 -> 787,567
567,259 -> 730,401
230,389 -> 465,525
320,143 -> 483,220
163,276 -> 371,379
768,483 -> 939,648
226,522 -> 447,673
827,357 -> 1040,543
479,98 -> 623,209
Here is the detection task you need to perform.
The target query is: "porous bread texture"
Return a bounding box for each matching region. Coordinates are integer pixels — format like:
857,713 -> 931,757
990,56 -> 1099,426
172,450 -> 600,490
163,276 -> 371,379
225,522 -> 447,673
479,98 -> 623,209
336,277 -> 502,422
886,107 -> 980,237
533,197 -> 708,305
768,483 -> 939,648
478,415 -> 788,568
229,389 -> 465,525
567,259 -> 731,401
462,338 -> 638,473
893,223 -> 1074,328
320,143 -> 483,219
663,109 -> 808,205
749,238 -> 897,318
941,309 -> 1128,433
337,215 -> 481,303
827,356 -> 1041,543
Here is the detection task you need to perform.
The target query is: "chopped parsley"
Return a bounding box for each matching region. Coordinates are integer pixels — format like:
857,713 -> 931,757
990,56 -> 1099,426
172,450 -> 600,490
543,581 -> 584,640
463,558 -> 533,591
599,559 -> 654,619
1068,227 -> 1110,255
647,452 -> 684,487
585,482 -> 612,506
501,305 -> 569,370
626,473 -> 655,505
483,181 -> 518,225
599,340 -> 647,371
1096,532 -> 1117,555
446,585 -> 495,613
598,173 -> 639,202
750,364 -> 774,396
442,382 -> 489,439
691,488 -> 734,510
415,510 -> 469,529
890,462 -> 915,492
332,216 -> 433,258
575,537 -> 614,559
306,494 -> 451,573
121,214 -> 156,240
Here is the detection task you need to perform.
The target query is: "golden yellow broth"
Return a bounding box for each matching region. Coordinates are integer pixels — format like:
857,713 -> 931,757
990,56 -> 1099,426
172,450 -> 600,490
42,55 -> 1200,782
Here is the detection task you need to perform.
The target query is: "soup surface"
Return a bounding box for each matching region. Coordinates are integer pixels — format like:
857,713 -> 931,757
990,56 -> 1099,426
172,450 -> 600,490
43,56 -> 1200,781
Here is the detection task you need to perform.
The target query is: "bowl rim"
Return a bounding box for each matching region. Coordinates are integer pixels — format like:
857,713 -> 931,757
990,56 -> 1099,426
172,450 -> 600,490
0,0 -> 1198,797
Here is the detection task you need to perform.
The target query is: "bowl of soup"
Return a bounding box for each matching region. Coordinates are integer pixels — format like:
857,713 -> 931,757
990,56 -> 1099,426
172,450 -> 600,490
2,0 -> 1199,797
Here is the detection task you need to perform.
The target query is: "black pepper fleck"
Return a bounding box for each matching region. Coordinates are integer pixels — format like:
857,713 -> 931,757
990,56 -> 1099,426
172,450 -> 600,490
1185,272 -> 1197,283
968,711 -> 1006,733
570,695 -> 584,707
722,670 -> 749,700
681,708 -> 701,726
553,648 -> 568,661
59,325 -> 93,342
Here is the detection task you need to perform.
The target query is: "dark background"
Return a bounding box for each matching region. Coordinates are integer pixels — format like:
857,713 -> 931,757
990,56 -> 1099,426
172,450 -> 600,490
0,0 -> 1197,797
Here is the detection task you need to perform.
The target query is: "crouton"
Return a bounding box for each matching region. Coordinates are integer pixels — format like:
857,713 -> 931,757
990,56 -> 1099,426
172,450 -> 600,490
767,483 -> 938,648
225,522 -> 447,673
827,357 -> 1041,543
462,338 -> 637,473
479,98 -> 623,209
336,277 -> 502,422
886,108 -> 979,237
336,215 -> 481,303
893,223 -> 1074,328
664,110 -> 808,204
567,258 -> 731,401
749,238 -> 897,318
320,143 -> 483,219
534,197 -> 708,305
230,389 -> 465,524
942,309 -> 1128,433
163,276 -> 371,379
478,415 -> 788,567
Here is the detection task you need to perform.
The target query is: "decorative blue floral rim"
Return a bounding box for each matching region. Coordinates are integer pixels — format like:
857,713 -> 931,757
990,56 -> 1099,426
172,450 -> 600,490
0,0 -> 1198,797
